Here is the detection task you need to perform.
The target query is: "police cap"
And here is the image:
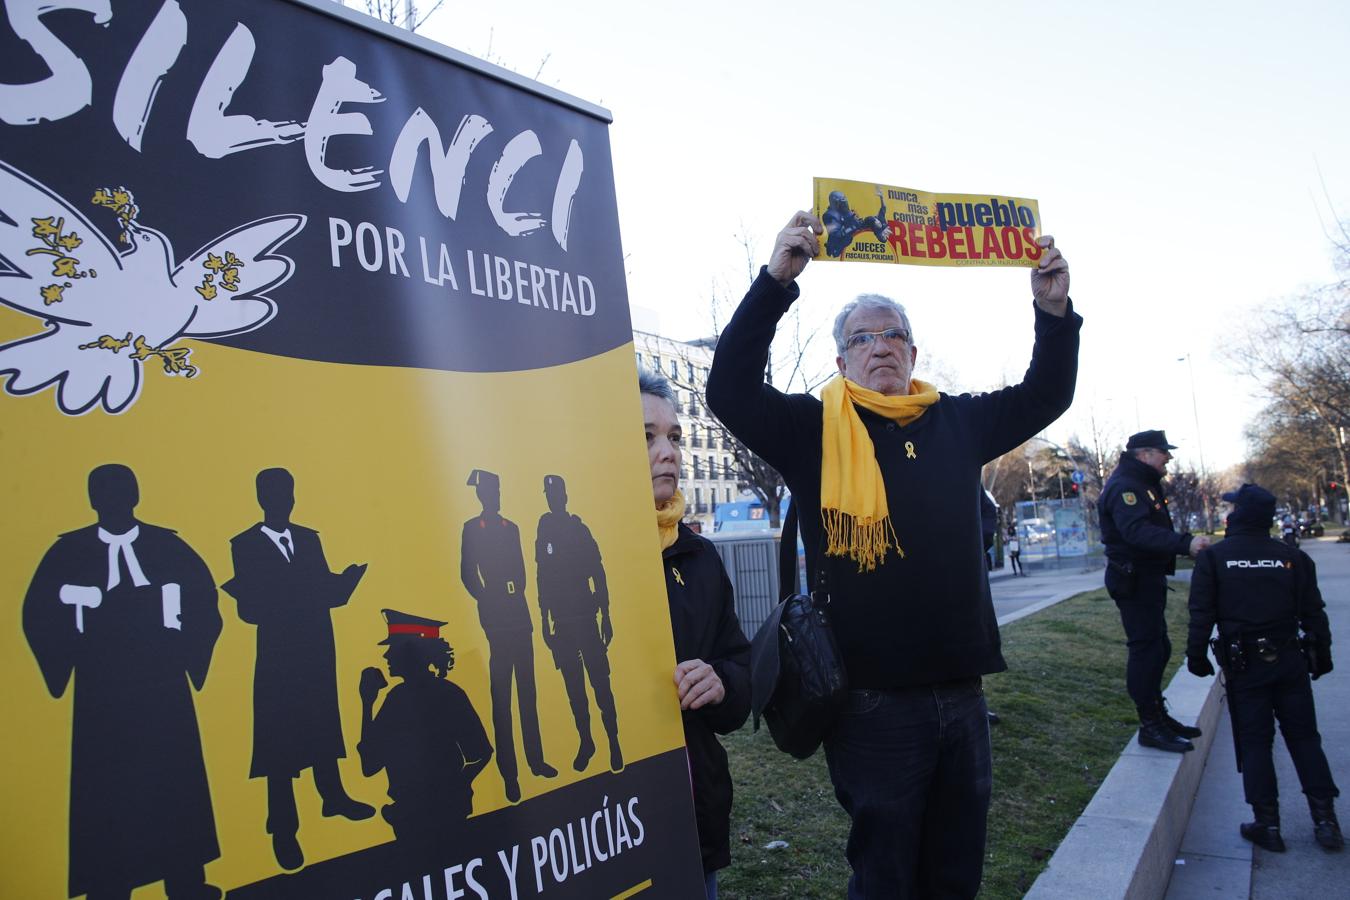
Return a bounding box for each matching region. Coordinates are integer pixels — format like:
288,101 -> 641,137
1221,483 -> 1277,517
1125,429 -> 1178,451
379,608 -> 448,644
466,469 -> 499,490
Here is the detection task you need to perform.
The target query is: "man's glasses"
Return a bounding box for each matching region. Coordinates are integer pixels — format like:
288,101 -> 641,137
846,327 -> 911,351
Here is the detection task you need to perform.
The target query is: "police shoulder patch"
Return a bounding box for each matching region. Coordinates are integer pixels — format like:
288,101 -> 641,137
1122,492 -> 1138,506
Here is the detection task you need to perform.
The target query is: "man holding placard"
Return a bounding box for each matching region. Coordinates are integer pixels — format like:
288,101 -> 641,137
707,205 -> 1077,898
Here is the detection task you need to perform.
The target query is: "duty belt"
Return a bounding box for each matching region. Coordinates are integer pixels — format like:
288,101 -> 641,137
1244,635 -> 1298,663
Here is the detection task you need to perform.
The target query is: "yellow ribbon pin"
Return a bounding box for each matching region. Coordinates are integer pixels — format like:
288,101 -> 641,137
904,441 -> 916,459
672,567 -> 684,586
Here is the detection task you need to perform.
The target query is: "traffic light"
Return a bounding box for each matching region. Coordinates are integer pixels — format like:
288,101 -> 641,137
1069,482 -> 1080,497
1331,481 -> 1342,493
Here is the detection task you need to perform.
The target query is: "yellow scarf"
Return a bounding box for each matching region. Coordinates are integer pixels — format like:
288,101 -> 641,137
657,489 -> 686,551
821,376 -> 939,571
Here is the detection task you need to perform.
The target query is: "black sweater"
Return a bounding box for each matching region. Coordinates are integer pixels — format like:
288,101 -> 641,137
663,523 -> 751,873
706,269 -> 1081,688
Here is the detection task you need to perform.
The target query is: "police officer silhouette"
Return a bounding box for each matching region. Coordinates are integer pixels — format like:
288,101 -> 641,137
823,186 -> 888,258
460,469 -> 556,803
1186,484 -> 1342,852
535,474 -> 623,772
223,467 -> 374,871
357,609 -> 492,843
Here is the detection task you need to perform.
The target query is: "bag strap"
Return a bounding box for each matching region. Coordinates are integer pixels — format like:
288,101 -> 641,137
778,499 -> 828,602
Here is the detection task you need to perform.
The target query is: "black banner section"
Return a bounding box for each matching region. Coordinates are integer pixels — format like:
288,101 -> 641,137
0,0 -> 631,374
227,748 -> 703,900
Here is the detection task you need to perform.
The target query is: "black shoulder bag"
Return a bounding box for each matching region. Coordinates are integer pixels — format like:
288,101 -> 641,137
748,501 -> 848,760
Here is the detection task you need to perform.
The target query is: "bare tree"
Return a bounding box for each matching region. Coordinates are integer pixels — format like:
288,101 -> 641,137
343,0 -> 448,31
653,235 -> 832,529
1226,222 -> 1350,501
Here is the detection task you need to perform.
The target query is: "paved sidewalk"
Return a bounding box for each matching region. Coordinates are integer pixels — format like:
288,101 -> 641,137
992,541 -> 1349,898
989,563 -> 1109,627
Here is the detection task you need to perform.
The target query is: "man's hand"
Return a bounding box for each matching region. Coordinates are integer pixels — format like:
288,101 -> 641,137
673,659 -> 725,710
600,612 -> 613,647
1187,652 -> 1215,678
359,666 -> 387,707
1031,235 -> 1069,316
767,211 -> 823,287
1189,535 -> 1212,557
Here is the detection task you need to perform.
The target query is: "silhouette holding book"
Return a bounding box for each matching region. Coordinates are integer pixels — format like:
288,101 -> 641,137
536,474 -> 623,772
22,463 -> 223,900
357,609 -> 493,843
222,467 -> 375,871
460,469 -> 556,803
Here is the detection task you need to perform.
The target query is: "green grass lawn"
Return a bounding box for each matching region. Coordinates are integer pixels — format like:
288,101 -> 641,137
717,581 -> 1192,899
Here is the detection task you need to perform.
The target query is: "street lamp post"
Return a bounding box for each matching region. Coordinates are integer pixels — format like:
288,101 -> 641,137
1178,353 -> 1211,530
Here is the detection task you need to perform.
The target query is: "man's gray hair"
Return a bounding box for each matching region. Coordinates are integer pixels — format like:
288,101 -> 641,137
637,366 -> 676,404
832,294 -> 914,356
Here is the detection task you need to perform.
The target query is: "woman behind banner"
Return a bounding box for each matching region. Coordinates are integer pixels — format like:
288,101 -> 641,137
641,367 -> 751,898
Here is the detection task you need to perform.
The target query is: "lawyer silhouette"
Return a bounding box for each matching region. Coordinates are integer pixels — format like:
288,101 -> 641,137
460,468 -> 556,803
358,609 -> 493,843
223,467 -> 374,871
535,474 -> 622,772
22,464 -> 223,900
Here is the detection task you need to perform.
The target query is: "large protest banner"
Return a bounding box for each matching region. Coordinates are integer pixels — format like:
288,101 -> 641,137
814,176 -> 1043,267
0,1 -> 705,897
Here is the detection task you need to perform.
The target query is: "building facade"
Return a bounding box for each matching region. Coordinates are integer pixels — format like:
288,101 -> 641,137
634,330 -> 742,533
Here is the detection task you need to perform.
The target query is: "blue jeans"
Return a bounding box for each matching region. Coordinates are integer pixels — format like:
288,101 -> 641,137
704,869 -> 717,899
824,678 -> 992,899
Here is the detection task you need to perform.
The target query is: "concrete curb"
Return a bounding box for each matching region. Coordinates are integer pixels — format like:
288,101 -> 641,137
1024,665 -> 1225,900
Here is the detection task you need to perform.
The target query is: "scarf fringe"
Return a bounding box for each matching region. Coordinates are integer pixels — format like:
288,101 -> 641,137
822,507 -> 903,572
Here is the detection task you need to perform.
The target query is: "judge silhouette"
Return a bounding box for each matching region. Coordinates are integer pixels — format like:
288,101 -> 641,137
460,469 -> 556,803
223,468 -> 374,871
358,609 -> 493,843
535,474 -> 622,772
22,464 -> 223,900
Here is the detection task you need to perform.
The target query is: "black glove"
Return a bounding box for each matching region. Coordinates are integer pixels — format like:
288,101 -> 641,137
1312,642 -> 1333,680
1187,653 -> 1215,678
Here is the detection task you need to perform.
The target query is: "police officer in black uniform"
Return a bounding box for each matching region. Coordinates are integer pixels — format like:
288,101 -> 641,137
460,469 -> 556,804
535,474 -> 622,773
1186,484 -> 1342,852
1099,429 -> 1211,752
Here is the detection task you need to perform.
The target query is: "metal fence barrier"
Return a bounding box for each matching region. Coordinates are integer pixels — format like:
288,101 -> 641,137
706,532 -> 784,636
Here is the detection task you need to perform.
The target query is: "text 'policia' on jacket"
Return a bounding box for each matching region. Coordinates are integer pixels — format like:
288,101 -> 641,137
1187,527 -> 1331,648
1098,452 -> 1194,576
706,269 -> 1082,690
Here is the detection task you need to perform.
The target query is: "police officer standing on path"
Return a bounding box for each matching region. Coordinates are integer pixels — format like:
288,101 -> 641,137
1186,483 -> 1342,852
1099,430 -> 1211,752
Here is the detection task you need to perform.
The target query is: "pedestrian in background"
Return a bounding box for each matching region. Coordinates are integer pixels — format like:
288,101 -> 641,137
1007,527 -> 1024,576
1186,483 -> 1342,852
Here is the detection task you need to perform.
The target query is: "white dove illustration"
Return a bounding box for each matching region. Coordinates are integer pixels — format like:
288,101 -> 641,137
0,158 -> 305,414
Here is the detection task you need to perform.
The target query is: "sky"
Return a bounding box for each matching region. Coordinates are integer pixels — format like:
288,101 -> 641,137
409,0 -> 1350,475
